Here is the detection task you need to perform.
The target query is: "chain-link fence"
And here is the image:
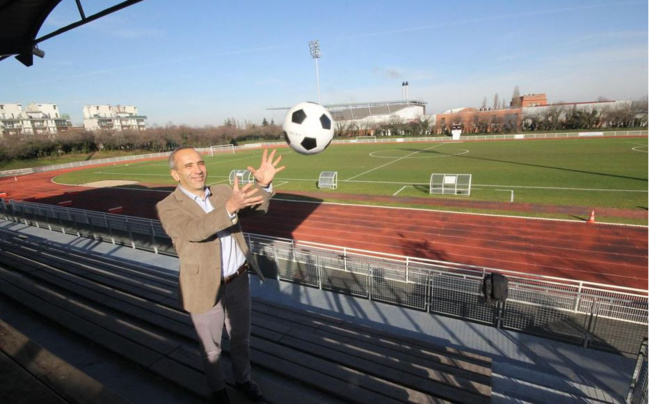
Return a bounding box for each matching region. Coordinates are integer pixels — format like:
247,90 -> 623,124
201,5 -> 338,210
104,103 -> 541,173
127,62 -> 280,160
627,338 -> 648,404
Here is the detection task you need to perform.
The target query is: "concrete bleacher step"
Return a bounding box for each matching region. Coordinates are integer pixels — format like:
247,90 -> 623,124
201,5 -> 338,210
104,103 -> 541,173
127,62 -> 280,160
0,318 -> 131,404
0,232 -> 493,403
491,362 -> 623,404
251,300 -> 491,403
0,262 -> 329,404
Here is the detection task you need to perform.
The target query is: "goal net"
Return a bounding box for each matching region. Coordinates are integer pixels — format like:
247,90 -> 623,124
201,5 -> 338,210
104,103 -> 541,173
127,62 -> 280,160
429,174 -> 472,196
210,144 -> 235,156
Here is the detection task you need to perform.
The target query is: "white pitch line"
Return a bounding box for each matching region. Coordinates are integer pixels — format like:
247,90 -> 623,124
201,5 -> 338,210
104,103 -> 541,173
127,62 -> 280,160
92,171 -> 169,177
345,143 -> 447,181
207,179 -> 230,185
393,186 -> 408,196
477,184 -> 647,192
335,179 -> 645,193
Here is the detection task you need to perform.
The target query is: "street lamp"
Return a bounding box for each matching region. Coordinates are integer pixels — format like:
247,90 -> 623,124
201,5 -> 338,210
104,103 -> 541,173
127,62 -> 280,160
308,40 -> 321,104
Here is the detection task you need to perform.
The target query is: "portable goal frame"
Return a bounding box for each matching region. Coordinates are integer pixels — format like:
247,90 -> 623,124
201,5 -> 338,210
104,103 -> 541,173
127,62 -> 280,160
318,171 -> 338,189
429,173 -> 472,196
229,169 -> 255,185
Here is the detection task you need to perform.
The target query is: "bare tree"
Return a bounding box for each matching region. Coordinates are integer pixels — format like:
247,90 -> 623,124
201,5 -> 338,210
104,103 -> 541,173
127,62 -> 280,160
493,93 -> 500,110
503,113 -> 519,132
415,116 -> 432,136
632,96 -> 648,127
540,106 -> 564,130
335,120 -> 352,137
475,114 -> 489,133
602,103 -> 636,127
490,115 -> 503,133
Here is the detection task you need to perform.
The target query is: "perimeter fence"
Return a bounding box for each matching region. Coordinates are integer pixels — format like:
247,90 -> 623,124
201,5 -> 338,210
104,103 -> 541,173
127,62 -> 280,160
627,338 -> 648,404
1,198 -> 646,355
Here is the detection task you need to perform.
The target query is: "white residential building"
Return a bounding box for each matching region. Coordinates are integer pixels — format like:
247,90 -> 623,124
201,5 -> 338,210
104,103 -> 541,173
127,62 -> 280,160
83,104 -> 147,132
0,102 -> 72,137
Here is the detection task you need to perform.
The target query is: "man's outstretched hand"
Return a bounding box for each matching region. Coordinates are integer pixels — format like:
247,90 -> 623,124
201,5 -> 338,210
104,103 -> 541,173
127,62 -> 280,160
226,176 -> 263,215
247,149 -> 285,187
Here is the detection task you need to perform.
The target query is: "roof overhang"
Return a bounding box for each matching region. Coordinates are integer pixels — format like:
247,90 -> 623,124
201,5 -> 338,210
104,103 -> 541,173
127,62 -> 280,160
0,0 -> 143,66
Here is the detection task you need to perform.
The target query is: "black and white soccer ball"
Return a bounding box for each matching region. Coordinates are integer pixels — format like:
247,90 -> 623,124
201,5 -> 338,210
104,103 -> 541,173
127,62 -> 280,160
282,102 -> 334,155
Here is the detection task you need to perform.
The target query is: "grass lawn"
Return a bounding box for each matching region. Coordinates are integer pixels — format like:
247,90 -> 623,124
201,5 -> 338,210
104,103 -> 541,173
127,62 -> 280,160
53,137 -> 648,223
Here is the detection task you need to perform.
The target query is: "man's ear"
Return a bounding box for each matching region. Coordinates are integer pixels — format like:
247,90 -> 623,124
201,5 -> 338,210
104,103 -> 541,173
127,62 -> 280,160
170,169 -> 180,182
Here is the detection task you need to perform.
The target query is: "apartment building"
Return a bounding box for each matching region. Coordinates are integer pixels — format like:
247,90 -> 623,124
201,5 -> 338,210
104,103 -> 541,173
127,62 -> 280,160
0,102 -> 72,137
82,104 -> 147,132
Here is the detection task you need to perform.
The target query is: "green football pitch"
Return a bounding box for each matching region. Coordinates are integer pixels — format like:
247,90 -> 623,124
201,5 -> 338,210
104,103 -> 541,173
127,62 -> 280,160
55,137 -> 648,221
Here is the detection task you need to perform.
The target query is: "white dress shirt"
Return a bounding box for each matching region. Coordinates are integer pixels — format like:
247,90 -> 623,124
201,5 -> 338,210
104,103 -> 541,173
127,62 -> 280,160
179,186 -> 245,278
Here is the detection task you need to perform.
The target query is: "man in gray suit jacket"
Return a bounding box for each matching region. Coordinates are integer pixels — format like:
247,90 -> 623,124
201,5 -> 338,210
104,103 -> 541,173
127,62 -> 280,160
157,146 -> 284,403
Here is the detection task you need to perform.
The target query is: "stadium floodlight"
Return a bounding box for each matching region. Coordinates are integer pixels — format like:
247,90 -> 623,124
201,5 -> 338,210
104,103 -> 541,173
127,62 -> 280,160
308,40 -> 321,104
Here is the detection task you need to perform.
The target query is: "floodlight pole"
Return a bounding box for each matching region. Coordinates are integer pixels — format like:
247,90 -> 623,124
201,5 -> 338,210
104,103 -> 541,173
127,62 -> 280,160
309,40 -> 321,104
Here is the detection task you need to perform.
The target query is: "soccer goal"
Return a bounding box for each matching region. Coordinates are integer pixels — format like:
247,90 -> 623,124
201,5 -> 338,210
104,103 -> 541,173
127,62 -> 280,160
355,135 -> 377,143
210,144 -> 235,156
229,169 -> 255,185
318,171 -> 338,189
429,173 -> 472,196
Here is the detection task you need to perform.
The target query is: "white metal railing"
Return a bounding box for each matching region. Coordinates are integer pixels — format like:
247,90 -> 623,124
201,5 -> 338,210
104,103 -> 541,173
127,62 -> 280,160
1,198 -> 647,352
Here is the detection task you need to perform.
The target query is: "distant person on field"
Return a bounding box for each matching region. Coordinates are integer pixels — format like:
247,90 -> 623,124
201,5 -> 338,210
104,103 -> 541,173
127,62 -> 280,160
157,146 -> 284,404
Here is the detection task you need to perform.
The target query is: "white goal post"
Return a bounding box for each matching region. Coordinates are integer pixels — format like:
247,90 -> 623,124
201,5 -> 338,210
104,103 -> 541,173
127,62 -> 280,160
318,171 -> 338,189
210,144 -> 235,156
429,173 -> 472,196
355,135 -> 377,143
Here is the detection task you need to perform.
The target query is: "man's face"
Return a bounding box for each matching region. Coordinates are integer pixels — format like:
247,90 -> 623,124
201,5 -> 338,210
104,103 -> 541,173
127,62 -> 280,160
171,148 -> 207,196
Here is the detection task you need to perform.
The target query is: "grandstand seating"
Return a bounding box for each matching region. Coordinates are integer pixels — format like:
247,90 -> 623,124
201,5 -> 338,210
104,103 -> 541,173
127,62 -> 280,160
0,229 -> 493,403
0,318 -> 131,403
330,103 -> 410,122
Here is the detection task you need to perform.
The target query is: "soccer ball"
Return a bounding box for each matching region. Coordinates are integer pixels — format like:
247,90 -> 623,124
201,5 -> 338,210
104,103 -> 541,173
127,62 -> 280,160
282,102 -> 334,155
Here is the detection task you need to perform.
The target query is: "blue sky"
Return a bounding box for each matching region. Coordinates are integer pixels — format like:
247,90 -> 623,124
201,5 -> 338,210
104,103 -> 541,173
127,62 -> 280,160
3,0 -> 648,127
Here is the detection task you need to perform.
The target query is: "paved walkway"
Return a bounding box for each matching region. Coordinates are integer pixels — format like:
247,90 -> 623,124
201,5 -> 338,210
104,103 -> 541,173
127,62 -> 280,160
0,219 -> 637,403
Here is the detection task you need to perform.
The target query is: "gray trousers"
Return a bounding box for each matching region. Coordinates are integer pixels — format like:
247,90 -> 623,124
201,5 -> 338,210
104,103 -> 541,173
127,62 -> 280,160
190,271 -> 252,391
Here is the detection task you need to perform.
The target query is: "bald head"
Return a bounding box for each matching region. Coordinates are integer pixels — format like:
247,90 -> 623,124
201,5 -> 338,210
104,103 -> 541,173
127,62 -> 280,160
169,147 -> 208,196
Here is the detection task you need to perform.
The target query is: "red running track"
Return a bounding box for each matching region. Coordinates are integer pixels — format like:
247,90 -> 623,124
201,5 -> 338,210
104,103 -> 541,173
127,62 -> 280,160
243,200 -> 648,289
0,171 -> 647,290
